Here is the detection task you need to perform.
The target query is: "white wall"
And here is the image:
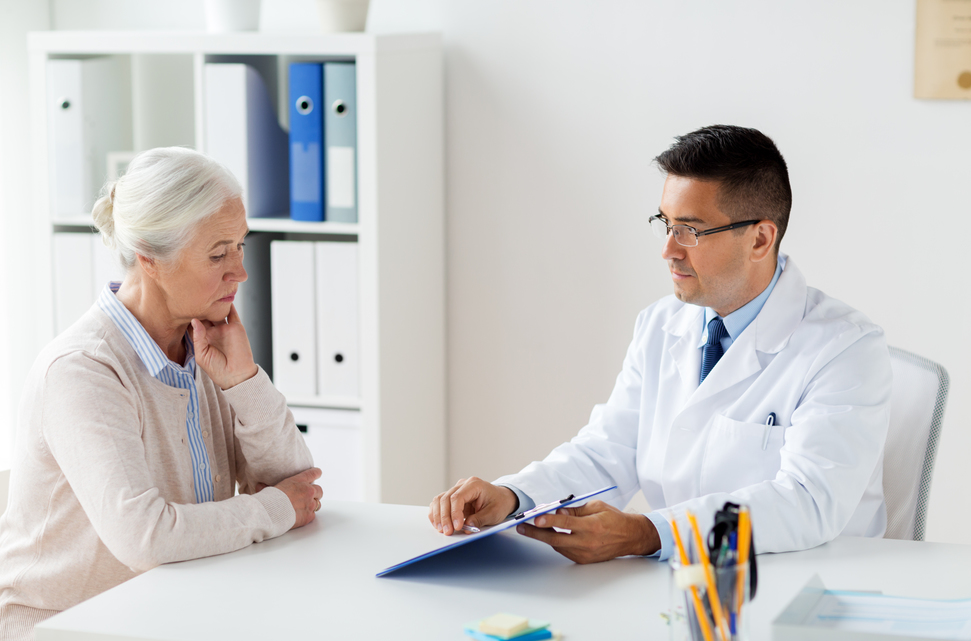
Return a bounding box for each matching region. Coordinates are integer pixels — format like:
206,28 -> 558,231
0,0 -> 51,469
2,0 -> 968,544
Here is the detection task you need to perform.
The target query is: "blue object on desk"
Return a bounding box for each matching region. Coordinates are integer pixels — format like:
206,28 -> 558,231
464,628 -> 552,641
375,485 -> 617,577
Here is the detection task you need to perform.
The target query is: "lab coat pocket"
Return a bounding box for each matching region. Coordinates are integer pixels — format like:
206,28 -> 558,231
700,414 -> 783,495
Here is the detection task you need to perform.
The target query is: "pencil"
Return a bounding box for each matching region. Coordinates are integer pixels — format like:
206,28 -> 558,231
735,508 -> 752,624
687,510 -> 730,641
672,519 -> 715,641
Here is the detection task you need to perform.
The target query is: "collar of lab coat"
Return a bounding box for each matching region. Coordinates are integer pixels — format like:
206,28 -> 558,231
661,254 -> 808,399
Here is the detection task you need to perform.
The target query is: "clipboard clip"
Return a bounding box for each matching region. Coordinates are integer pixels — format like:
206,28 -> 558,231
513,494 -> 575,520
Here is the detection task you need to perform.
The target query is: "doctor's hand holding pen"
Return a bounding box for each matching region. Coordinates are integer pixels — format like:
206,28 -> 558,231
429,477 -> 519,535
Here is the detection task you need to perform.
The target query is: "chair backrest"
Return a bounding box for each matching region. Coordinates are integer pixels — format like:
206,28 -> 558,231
0,468 -> 9,517
882,347 -> 949,541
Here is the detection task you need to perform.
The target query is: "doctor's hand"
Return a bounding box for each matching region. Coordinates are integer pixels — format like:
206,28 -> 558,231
428,477 -> 518,536
515,500 -> 660,564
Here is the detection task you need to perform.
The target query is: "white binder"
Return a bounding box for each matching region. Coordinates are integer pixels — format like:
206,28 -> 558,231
52,233 -> 94,334
315,242 -> 359,397
204,63 -> 289,218
289,407 -> 363,502
271,241 -> 317,396
47,57 -> 132,218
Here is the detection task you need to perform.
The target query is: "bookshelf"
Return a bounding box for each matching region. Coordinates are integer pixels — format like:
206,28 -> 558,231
27,31 -> 445,505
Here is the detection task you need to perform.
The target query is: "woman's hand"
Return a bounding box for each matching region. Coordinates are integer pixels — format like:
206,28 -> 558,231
191,304 -> 259,390
258,468 -> 324,530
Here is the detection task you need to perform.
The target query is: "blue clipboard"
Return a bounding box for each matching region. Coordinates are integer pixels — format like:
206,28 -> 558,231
376,485 -> 617,577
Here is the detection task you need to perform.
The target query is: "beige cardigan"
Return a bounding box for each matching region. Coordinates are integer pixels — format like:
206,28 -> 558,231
0,304 -> 313,638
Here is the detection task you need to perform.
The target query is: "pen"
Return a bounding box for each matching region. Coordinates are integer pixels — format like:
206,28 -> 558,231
513,494 -> 575,520
761,412 -> 776,451
461,524 -> 480,534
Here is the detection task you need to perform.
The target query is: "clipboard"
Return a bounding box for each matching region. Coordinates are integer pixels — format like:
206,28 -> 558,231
376,485 -> 617,577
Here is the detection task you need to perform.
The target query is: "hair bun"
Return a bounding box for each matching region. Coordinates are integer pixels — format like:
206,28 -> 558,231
91,183 -> 116,248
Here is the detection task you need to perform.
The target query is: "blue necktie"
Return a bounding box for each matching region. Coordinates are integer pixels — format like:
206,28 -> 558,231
700,316 -> 728,383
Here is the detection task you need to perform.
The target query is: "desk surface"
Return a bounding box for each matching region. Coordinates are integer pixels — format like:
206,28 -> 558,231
36,501 -> 971,641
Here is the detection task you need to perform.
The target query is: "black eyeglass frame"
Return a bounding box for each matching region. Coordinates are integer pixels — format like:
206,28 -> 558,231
649,214 -> 761,247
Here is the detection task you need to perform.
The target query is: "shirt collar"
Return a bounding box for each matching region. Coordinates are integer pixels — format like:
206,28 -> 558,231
98,282 -> 196,377
698,254 -> 785,348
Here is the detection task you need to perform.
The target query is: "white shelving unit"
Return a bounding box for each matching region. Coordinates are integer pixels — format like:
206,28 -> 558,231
27,31 -> 446,505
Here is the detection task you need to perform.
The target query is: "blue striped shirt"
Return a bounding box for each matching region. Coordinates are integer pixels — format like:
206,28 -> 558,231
98,282 -> 214,503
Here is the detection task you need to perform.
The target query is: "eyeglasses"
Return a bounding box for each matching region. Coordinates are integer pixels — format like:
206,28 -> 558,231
648,214 -> 761,248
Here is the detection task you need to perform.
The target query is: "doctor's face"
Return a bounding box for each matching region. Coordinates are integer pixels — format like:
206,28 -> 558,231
657,175 -> 757,316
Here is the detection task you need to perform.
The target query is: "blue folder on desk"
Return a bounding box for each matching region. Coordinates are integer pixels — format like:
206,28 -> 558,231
376,485 -> 617,577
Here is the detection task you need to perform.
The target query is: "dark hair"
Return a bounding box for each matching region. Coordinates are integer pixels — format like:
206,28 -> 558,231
655,125 -> 791,251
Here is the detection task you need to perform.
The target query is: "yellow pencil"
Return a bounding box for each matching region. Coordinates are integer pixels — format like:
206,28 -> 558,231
735,508 -> 752,623
687,510 -> 730,641
672,519 -> 715,641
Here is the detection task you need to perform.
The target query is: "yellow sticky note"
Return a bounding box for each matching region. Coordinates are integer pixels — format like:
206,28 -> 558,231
480,613 -> 529,638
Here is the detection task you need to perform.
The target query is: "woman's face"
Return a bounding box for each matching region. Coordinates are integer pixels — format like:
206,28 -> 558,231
154,197 -> 249,325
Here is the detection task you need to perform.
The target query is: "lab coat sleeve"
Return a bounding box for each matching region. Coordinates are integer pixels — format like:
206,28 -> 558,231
657,323 -> 892,555
495,308 -> 651,509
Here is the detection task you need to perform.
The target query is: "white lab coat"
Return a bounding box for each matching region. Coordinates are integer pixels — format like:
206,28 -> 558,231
496,256 -> 891,554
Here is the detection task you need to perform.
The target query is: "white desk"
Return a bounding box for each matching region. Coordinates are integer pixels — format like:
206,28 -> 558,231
36,501 -> 971,640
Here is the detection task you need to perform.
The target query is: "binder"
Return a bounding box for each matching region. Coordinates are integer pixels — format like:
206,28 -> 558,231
204,64 -> 289,218
324,62 -> 358,223
47,57 -> 132,218
315,241 -> 359,397
236,231 -> 276,379
52,233 -> 94,334
289,407 -> 362,501
270,241 -> 317,396
288,63 -> 325,222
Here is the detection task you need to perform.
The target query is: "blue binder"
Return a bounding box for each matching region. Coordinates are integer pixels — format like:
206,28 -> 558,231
289,63 -> 324,222
324,62 -> 358,223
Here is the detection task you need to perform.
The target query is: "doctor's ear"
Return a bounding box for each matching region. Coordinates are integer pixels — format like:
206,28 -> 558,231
750,221 -> 778,262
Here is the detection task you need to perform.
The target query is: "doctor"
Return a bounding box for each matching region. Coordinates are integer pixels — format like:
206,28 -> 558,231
428,124 -> 891,562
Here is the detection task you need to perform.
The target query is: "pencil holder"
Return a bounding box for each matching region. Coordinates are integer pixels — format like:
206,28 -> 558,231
668,558 -> 751,641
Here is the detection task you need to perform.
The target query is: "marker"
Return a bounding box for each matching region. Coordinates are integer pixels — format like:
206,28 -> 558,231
762,412 -> 776,450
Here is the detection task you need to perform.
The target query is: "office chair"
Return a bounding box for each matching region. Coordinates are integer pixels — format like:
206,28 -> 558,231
882,347 -> 950,541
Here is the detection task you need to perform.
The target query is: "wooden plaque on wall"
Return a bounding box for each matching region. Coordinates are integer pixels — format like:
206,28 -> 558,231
915,0 -> 971,99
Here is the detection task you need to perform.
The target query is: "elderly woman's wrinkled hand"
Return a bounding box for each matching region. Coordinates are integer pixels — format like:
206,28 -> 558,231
191,304 -> 259,390
257,468 -> 324,530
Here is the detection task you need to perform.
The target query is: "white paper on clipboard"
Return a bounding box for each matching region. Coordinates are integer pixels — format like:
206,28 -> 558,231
376,485 -> 618,577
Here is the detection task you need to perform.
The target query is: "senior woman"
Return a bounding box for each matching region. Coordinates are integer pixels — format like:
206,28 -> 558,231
0,147 -> 321,639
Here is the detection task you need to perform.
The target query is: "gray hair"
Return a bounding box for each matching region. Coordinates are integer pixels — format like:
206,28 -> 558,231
91,147 -> 243,270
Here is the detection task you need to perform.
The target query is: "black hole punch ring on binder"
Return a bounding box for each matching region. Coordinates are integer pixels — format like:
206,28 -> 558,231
296,95 -> 314,115
332,100 -> 346,116
334,353 -> 344,363
59,98 -> 71,110
290,352 -> 300,362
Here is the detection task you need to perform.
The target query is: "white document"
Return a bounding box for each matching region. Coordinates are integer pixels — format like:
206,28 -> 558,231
289,406 -> 362,501
271,241 -> 317,397
52,233 -> 94,334
315,241 -> 359,398
47,57 -> 132,218
204,64 -> 288,218
775,574 -> 971,641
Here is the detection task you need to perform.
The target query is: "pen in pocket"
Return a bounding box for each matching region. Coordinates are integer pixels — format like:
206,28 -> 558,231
762,412 -> 776,450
